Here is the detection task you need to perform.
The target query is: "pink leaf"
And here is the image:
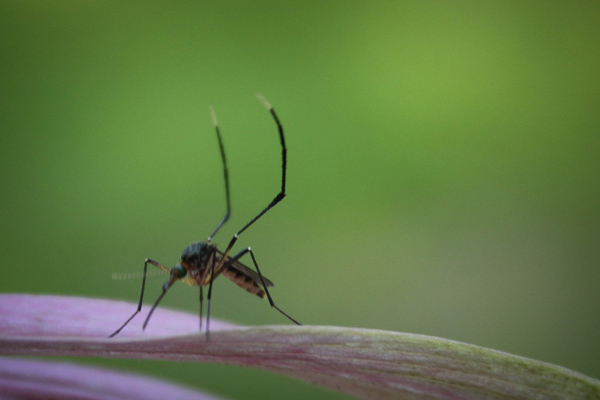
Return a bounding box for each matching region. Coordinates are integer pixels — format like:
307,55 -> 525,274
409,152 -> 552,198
0,357 -> 225,400
1,294 -> 599,400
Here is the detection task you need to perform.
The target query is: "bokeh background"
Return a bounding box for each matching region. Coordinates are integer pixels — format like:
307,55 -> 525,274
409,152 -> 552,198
1,2 -> 599,399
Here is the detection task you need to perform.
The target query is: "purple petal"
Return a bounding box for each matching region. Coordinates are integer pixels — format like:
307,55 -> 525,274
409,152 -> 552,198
1,294 -> 599,400
0,358 -> 224,400
0,293 -> 239,338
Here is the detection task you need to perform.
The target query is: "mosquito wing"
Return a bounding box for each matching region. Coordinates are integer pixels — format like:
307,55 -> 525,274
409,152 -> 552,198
215,250 -> 274,288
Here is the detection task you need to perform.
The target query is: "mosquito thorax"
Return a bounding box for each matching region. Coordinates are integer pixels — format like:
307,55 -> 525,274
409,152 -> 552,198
180,241 -> 215,269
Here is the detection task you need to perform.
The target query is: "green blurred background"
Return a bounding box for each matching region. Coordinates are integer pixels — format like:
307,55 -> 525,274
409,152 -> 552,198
1,2 -> 599,399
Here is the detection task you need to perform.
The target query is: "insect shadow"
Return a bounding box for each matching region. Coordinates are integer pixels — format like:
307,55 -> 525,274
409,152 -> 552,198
109,94 -> 301,340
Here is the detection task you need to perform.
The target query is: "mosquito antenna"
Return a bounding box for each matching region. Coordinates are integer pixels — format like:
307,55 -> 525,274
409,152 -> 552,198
208,106 -> 231,242
111,269 -> 167,280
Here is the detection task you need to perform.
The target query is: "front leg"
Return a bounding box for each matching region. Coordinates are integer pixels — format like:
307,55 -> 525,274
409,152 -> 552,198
108,258 -> 168,337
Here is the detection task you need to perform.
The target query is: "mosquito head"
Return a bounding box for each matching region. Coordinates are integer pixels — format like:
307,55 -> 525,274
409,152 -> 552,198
172,264 -> 187,279
159,265 -> 186,292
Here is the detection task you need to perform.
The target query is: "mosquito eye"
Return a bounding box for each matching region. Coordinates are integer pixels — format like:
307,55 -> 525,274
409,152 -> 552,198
173,265 -> 186,278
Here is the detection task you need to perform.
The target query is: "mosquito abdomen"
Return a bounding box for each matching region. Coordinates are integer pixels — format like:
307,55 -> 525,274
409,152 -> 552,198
221,267 -> 266,298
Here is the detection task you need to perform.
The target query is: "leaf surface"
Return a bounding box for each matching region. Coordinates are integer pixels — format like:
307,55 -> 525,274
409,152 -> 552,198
1,294 -> 598,400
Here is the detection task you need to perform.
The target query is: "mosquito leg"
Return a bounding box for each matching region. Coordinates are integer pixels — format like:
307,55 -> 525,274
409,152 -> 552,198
236,94 -> 287,238
199,286 -> 203,331
228,247 -> 301,325
206,95 -> 296,337
208,106 -> 231,242
216,95 -> 287,265
206,253 -> 217,341
109,258 -> 166,337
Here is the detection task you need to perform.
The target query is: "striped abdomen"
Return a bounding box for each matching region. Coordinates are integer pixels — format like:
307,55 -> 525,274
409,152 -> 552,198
221,266 -> 266,298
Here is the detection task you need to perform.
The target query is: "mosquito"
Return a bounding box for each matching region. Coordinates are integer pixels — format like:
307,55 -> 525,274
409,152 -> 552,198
109,94 -> 301,340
